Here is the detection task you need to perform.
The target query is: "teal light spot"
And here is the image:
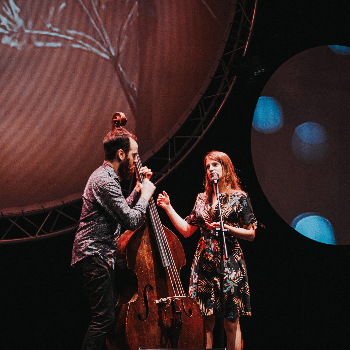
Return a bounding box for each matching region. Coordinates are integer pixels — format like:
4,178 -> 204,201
252,96 -> 284,134
292,213 -> 336,245
292,122 -> 328,163
328,45 -> 350,55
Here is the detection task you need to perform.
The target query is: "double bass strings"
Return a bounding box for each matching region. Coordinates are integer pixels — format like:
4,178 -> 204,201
149,200 -> 185,297
135,154 -> 185,298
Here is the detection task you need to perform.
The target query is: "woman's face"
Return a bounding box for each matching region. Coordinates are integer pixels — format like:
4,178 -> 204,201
205,158 -> 223,181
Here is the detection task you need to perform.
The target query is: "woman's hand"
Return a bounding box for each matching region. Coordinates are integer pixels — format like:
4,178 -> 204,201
157,191 -> 170,210
207,221 -> 255,241
157,190 -> 197,238
205,221 -> 218,231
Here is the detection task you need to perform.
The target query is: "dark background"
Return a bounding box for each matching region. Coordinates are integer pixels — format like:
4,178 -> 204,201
1,1 -> 350,349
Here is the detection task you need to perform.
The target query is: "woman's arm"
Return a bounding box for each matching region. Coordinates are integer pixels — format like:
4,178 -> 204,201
157,191 -> 197,238
225,223 -> 255,241
207,222 -> 255,241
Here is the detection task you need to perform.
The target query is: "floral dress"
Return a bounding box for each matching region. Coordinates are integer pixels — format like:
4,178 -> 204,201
185,191 -> 257,318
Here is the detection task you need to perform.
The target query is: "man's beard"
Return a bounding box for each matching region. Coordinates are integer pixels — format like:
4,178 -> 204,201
118,158 -> 134,181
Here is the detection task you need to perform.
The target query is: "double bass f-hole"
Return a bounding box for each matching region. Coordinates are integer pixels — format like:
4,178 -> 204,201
138,284 -> 153,321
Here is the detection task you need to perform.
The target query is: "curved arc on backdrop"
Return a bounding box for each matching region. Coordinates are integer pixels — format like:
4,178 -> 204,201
144,0 -> 258,184
0,0 -> 258,243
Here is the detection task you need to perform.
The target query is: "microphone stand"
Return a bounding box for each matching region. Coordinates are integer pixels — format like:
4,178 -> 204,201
213,177 -> 228,350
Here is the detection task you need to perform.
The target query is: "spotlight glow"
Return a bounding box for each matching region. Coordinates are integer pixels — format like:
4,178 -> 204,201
292,122 -> 328,163
328,45 -> 350,55
292,213 -> 336,245
252,96 -> 284,134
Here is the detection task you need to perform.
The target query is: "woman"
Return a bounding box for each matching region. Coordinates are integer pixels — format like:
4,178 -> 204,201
157,151 -> 257,350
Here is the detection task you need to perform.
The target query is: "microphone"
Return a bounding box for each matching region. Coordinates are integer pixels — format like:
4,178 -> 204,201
210,171 -> 219,183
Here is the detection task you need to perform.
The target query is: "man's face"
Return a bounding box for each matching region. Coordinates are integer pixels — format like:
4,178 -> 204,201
118,138 -> 138,181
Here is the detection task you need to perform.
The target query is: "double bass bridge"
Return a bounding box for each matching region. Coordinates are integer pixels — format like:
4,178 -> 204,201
155,296 -> 186,349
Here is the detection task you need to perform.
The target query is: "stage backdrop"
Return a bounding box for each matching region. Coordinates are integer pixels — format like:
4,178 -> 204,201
0,0 -> 236,212
251,45 -> 350,245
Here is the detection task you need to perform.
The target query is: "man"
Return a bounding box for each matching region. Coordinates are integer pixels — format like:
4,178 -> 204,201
71,126 -> 155,350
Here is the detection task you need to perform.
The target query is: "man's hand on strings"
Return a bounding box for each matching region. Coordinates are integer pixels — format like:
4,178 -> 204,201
135,166 -> 153,191
138,166 -> 153,180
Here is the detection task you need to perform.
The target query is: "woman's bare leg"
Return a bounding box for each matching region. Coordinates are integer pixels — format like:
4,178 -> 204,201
224,317 -> 242,350
204,315 -> 216,349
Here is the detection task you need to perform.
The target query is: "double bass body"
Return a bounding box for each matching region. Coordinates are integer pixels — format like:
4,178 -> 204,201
107,218 -> 205,350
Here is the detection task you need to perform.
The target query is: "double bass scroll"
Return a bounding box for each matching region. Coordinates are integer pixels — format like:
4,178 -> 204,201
106,113 -> 205,350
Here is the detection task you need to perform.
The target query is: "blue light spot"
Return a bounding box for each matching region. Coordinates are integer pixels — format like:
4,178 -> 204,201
328,45 -> 350,55
292,213 -> 336,245
292,122 -> 328,163
252,96 -> 284,134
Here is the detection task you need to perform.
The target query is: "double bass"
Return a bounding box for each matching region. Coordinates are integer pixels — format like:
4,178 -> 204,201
107,113 -> 205,350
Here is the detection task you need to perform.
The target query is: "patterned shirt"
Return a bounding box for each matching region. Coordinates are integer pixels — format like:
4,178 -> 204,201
71,161 -> 148,268
185,191 -> 257,240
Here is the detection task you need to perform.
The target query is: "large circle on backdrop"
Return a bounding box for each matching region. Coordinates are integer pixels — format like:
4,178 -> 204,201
251,45 -> 350,245
0,0 -> 236,212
